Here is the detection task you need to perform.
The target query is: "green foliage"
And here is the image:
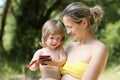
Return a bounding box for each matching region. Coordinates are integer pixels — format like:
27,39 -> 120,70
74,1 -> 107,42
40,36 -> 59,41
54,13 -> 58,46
9,0 -> 48,61
101,20 -> 120,65
0,0 -> 120,79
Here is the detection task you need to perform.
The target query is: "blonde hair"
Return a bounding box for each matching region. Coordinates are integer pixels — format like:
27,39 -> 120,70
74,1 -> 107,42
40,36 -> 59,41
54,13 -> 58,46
40,19 -> 65,47
61,2 -> 104,30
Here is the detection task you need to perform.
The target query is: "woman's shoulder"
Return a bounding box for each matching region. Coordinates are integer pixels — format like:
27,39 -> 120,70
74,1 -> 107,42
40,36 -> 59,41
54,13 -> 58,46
93,40 -> 108,56
95,40 -> 107,49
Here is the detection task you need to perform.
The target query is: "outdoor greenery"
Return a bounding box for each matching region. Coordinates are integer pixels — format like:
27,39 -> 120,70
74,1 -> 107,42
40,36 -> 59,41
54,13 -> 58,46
0,0 -> 120,80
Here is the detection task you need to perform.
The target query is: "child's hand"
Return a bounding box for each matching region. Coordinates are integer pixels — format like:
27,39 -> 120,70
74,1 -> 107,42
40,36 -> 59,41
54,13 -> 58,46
27,58 -> 40,68
44,60 -> 59,66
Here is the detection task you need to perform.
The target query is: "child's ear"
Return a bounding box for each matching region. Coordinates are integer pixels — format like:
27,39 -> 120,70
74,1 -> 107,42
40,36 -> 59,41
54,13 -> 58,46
81,18 -> 88,28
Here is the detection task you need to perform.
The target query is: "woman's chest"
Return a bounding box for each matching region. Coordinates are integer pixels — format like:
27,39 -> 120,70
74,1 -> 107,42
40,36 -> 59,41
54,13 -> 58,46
67,45 -> 93,62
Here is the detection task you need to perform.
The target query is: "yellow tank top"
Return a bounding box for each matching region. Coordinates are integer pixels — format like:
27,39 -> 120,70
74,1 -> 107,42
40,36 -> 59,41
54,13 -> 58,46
61,61 -> 88,79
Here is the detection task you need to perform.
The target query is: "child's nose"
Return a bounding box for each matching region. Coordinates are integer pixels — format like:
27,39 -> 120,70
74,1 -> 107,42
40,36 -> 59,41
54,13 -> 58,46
53,39 -> 57,43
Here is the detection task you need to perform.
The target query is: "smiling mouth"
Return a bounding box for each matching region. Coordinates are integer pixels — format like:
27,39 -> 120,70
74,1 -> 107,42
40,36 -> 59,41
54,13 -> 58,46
51,44 -> 57,46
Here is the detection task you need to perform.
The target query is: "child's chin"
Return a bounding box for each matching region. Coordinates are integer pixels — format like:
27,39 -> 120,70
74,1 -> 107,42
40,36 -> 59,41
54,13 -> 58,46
52,47 -> 57,50
51,46 -> 58,49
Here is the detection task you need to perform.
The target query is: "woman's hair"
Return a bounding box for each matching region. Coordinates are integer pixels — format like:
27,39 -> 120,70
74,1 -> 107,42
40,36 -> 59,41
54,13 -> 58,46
40,19 -> 65,47
61,2 -> 104,29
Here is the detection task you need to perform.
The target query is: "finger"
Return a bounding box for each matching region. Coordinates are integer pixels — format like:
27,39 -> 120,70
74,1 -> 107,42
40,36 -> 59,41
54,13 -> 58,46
44,61 -> 54,66
43,61 -> 51,64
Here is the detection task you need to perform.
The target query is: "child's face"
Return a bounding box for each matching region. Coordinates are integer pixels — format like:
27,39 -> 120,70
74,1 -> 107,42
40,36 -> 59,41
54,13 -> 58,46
45,33 -> 63,49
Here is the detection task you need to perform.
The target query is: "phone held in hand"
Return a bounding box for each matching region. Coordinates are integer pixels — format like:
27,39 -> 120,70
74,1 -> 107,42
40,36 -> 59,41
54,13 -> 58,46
27,55 -> 51,68
39,55 -> 51,65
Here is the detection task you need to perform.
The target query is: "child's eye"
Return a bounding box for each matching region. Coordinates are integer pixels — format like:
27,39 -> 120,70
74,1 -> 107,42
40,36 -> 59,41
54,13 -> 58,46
50,37 -> 54,39
57,37 -> 62,41
57,37 -> 61,40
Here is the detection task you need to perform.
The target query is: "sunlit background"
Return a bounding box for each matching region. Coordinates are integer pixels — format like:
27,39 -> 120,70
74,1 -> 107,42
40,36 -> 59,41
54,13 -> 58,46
0,0 -> 120,80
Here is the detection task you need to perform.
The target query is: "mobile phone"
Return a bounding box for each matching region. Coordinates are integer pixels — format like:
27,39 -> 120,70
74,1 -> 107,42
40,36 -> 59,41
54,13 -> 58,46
39,55 -> 51,65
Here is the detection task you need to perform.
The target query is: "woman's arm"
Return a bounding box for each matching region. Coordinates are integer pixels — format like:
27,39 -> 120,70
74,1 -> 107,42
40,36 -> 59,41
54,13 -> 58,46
82,45 -> 108,80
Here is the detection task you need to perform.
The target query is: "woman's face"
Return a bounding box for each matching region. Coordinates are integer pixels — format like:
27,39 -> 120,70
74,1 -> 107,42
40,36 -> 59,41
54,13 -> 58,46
62,16 -> 85,41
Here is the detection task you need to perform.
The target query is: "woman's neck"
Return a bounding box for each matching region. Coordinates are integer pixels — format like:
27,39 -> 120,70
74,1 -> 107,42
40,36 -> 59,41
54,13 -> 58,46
80,31 -> 96,44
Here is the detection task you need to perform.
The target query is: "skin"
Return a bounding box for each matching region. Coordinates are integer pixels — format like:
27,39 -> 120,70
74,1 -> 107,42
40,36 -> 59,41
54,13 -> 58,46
42,16 -> 108,80
28,34 -> 67,80
60,16 -> 108,80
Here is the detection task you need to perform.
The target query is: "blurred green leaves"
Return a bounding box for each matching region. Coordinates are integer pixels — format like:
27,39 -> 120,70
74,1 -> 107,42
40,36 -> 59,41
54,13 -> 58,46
102,20 -> 120,64
0,0 -> 120,67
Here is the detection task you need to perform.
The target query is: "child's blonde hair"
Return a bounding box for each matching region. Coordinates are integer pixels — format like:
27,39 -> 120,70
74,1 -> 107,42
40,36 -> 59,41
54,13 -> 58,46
40,19 -> 65,48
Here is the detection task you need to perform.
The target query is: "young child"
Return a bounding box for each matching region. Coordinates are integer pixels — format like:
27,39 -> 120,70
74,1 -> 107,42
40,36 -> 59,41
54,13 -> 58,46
28,19 -> 67,80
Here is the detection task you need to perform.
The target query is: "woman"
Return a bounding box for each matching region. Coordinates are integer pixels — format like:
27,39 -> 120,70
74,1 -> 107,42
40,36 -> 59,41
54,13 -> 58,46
60,2 -> 108,80
45,2 -> 108,80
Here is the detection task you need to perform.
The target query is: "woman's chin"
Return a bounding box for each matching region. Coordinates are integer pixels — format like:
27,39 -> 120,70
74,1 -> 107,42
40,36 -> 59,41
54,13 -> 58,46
72,37 -> 78,41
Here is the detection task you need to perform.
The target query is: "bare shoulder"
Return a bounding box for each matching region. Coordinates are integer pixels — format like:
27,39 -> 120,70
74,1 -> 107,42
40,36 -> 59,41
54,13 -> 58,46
91,40 -> 108,62
36,48 -> 42,52
82,40 -> 108,79
94,40 -> 108,55
34,48 -> 43,55
30,48 -> 43,61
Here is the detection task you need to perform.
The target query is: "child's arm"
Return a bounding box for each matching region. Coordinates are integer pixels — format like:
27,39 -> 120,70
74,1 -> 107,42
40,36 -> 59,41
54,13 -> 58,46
28,49 -> 41,71
28,59 -> 40,71
44,47 -> 67,66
